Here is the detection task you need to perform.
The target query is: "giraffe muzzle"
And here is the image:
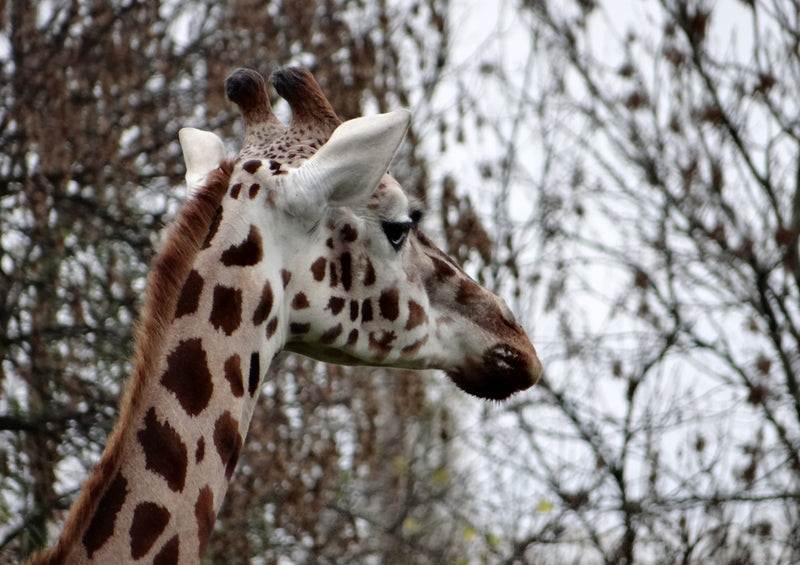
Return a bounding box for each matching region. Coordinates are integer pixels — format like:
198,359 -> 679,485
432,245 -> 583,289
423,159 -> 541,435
447,342 -> 542,401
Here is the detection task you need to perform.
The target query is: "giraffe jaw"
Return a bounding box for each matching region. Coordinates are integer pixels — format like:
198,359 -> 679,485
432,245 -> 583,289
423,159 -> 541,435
285,341 -> 540,401
284,341 -> 369,366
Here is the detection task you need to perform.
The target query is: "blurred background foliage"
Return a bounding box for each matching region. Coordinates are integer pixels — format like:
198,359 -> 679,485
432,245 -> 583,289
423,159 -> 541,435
1,0 -> 798,563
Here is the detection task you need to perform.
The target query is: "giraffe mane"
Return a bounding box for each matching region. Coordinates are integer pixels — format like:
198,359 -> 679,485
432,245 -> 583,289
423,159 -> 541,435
30,160 -> 234,564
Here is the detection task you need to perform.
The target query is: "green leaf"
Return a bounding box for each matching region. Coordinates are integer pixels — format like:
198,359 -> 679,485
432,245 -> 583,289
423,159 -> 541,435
403,517 -> 421,534
432,466 -> 450,487
391,455 -> 408,477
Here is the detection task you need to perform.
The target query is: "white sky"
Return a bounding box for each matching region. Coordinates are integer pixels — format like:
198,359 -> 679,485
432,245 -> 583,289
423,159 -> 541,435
423,1 -> 794,558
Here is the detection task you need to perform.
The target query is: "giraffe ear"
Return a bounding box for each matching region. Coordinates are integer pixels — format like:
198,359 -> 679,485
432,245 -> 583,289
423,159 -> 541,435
294,110 -> 411,207
178,128 -> 226,193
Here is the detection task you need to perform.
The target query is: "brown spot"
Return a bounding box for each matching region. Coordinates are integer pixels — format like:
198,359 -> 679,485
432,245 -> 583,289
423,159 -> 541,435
281,269 -> 292,288
221,225 -> 263,267
83,472 -> 128,558
292,292 -> 310,309
153,535 -> 179,565
248,183 -> 261,199
224,354 -> 244,397
456,277 -> 483,306
248,352 -> 260,396
401,335 -> 429,357
266,317 -> 279,339
416,231 -> 436,249
175,269 -> 204,319
242,159 -> 262,174
266,188 -> 278,207
368,330 -> 397,360
346,329 -> 359,347
341,224 -> 358,242
327,296 -> 346,315
363,257 -> 376,286
430,255 -> 457,280
379,288 -> 400,321
326,237 -> 334,249
137,408 -> 188,492
310,257 -> 327,281
361,298 -> 373,322
436,315 -> 453,327
406,300 -> 427,330
161,338 -> 213,417
202,206 -> 223,249
130,502 -> 171,560
340,252 -> 352,290
269,159 -> 281,170
209,285 -> 243,336
321,323 -> 343,345
290,322 -> 311,334
196,437 -> 205,463
213,411 -> 242,480
252,280 -> 274,325
230,182 -> 242,199
349,300 -> 359,321
195,486 -> 215,560
329,262 -> 338,287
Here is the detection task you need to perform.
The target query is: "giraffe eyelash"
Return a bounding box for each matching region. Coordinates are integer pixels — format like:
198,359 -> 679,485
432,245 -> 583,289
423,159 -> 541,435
410,208 -> 423,227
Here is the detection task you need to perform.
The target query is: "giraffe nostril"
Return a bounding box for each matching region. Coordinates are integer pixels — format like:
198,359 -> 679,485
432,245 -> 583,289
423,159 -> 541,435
446,343 -> 539,401
484,344 -> 539,388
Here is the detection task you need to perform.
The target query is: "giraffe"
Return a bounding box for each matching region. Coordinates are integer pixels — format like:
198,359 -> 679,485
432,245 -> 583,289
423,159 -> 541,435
27,67 -> 541,564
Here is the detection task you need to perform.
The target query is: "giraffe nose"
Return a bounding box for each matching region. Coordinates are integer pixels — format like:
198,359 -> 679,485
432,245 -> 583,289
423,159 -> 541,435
484,342 -> 541,397
446,341 -> 541,401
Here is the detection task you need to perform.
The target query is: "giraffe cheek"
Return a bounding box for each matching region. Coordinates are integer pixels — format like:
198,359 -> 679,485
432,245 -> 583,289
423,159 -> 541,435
400,334 -> 429,358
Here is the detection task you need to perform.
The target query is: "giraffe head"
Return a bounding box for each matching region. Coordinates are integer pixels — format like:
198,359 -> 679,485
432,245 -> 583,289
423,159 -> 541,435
181,68 -> 541,400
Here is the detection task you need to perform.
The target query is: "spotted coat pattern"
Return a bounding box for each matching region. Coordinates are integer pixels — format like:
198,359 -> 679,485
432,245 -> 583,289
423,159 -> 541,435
28,67 -> 540,565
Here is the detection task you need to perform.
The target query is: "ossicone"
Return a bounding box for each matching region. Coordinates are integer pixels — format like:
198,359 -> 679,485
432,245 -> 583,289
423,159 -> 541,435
270,67 -> 341,137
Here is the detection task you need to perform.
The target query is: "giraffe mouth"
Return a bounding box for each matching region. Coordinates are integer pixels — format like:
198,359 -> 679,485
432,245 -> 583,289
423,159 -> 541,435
285,341 -> 367,366
446,344 -> 541,401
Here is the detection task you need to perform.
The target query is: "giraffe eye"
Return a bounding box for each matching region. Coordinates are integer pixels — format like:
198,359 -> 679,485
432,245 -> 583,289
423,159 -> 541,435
382,221 -> 413,251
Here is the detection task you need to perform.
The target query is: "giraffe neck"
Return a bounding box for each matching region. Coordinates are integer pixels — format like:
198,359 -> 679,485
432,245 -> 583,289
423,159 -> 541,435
32,161 -> 289,564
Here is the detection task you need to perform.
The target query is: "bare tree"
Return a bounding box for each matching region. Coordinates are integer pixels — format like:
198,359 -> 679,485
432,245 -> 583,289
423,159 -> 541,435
8,1 -> 791,563
436,0 -> 800,563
